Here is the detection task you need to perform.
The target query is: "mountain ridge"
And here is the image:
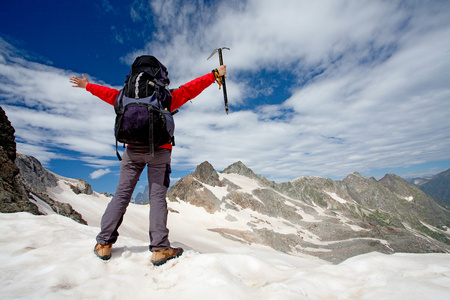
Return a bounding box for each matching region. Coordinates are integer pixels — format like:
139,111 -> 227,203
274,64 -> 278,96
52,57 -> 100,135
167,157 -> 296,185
168,160 -> 450,263
415,169 -> 450,209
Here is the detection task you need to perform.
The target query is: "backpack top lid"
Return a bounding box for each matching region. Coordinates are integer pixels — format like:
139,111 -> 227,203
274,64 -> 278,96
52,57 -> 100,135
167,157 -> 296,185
130,55 -> 170,86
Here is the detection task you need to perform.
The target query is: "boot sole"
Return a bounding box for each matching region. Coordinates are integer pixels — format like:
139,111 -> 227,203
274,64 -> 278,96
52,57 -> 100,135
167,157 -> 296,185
151,248 -> 184,266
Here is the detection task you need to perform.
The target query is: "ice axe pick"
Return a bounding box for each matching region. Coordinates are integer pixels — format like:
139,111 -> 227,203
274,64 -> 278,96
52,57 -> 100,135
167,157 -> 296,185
207,47 -> 230,114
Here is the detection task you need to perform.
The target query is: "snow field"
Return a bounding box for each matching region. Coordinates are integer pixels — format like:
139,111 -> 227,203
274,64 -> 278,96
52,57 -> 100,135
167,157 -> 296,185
1,178 -> 449,299
1,211 -> 450,299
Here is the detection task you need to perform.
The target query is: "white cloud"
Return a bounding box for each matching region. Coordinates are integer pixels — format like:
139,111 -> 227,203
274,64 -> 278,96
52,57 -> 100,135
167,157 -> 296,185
0,36 -> 119,167
141,0 -> 450,180
81,156 -> 120,169
89,168 -> 111,179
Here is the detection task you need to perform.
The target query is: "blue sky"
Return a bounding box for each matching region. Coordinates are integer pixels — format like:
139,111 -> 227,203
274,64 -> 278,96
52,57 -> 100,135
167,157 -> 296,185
1,0 -> 449,196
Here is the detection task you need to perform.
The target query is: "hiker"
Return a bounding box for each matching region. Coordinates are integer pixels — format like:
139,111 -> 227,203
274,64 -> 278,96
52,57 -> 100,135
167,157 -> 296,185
70,58 -> 226,266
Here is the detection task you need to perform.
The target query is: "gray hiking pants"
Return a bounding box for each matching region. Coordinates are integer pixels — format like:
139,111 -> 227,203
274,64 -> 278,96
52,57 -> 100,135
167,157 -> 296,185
96,147 -> 172,251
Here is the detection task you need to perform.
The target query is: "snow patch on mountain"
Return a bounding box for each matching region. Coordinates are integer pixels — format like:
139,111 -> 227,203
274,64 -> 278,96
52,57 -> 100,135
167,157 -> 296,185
325,191 -> 348,204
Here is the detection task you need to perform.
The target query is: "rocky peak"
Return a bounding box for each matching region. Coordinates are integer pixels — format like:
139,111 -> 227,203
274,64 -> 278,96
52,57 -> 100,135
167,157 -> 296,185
379,173 -> 415,195
343,171 -> 368,183
222,161 -> 276,189
193,161 -> 221,187
222,161 -> 257,178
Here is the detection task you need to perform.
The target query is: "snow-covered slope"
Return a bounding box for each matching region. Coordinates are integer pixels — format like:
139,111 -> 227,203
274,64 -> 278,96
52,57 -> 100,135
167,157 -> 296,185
1,176 -> 450,299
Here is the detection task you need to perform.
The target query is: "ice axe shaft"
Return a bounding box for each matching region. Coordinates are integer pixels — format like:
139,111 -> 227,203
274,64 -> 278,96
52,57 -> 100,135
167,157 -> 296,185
208,47 -> 230,114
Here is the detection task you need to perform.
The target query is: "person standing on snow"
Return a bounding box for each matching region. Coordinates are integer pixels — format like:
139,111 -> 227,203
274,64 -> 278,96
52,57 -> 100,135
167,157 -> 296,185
70,58 -> 226,266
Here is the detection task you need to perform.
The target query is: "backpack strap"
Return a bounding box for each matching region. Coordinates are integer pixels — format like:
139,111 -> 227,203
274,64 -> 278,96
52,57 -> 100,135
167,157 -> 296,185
116,141 -> 122,161
148,105 -> 155,157
115,90 -> 125,161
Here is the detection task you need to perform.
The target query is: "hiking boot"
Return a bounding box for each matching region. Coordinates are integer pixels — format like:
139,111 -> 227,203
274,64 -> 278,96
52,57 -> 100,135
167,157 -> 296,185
151,247 -> 184,266
94,243 -> 112,260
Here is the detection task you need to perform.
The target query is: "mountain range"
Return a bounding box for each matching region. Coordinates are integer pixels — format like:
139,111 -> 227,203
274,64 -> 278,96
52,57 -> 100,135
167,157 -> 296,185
165,161 -> 450,263
1,106 -> 450,264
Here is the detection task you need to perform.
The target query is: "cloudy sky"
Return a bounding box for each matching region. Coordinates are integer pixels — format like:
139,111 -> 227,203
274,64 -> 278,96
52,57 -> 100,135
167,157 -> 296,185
1,0 -> 449,195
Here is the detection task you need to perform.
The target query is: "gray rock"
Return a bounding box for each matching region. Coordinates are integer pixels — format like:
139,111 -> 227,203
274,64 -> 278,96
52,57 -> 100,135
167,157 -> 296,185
167,173 -> 222,213
193,161 -> 221,187
0,107 -> 39,215
15,153 -> 58,194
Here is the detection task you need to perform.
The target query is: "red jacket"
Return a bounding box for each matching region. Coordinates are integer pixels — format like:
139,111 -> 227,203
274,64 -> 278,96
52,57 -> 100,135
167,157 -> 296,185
86,72 -> 216,149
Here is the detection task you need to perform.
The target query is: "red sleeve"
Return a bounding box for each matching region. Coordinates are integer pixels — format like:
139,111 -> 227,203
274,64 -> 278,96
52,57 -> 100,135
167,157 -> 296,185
170,72 -> 216,112
86,83 -> 121,106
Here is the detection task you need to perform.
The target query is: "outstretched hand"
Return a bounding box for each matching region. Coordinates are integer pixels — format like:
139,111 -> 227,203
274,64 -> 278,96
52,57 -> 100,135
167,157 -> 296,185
70,74 -> 89,89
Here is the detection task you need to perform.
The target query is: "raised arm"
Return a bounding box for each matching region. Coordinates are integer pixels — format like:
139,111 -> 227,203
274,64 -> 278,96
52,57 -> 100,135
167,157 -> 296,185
69,74 -> 120,106
170,65 -> 227,112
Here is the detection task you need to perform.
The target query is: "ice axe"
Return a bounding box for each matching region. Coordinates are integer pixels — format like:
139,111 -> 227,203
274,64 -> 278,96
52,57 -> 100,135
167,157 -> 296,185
207,47 -> 230,114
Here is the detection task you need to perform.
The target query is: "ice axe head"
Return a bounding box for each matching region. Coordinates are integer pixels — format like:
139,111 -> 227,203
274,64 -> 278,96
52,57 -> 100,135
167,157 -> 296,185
207,47 -> 230,62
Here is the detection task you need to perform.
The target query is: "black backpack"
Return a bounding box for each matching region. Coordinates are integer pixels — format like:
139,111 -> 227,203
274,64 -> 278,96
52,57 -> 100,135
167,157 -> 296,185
114,56 -> 175,160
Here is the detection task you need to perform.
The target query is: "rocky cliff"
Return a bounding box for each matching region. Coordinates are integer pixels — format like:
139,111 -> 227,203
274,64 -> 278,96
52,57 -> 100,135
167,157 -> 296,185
0,107 -> 39,215
168,161 -> 450,263
0,107 -> 87,225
